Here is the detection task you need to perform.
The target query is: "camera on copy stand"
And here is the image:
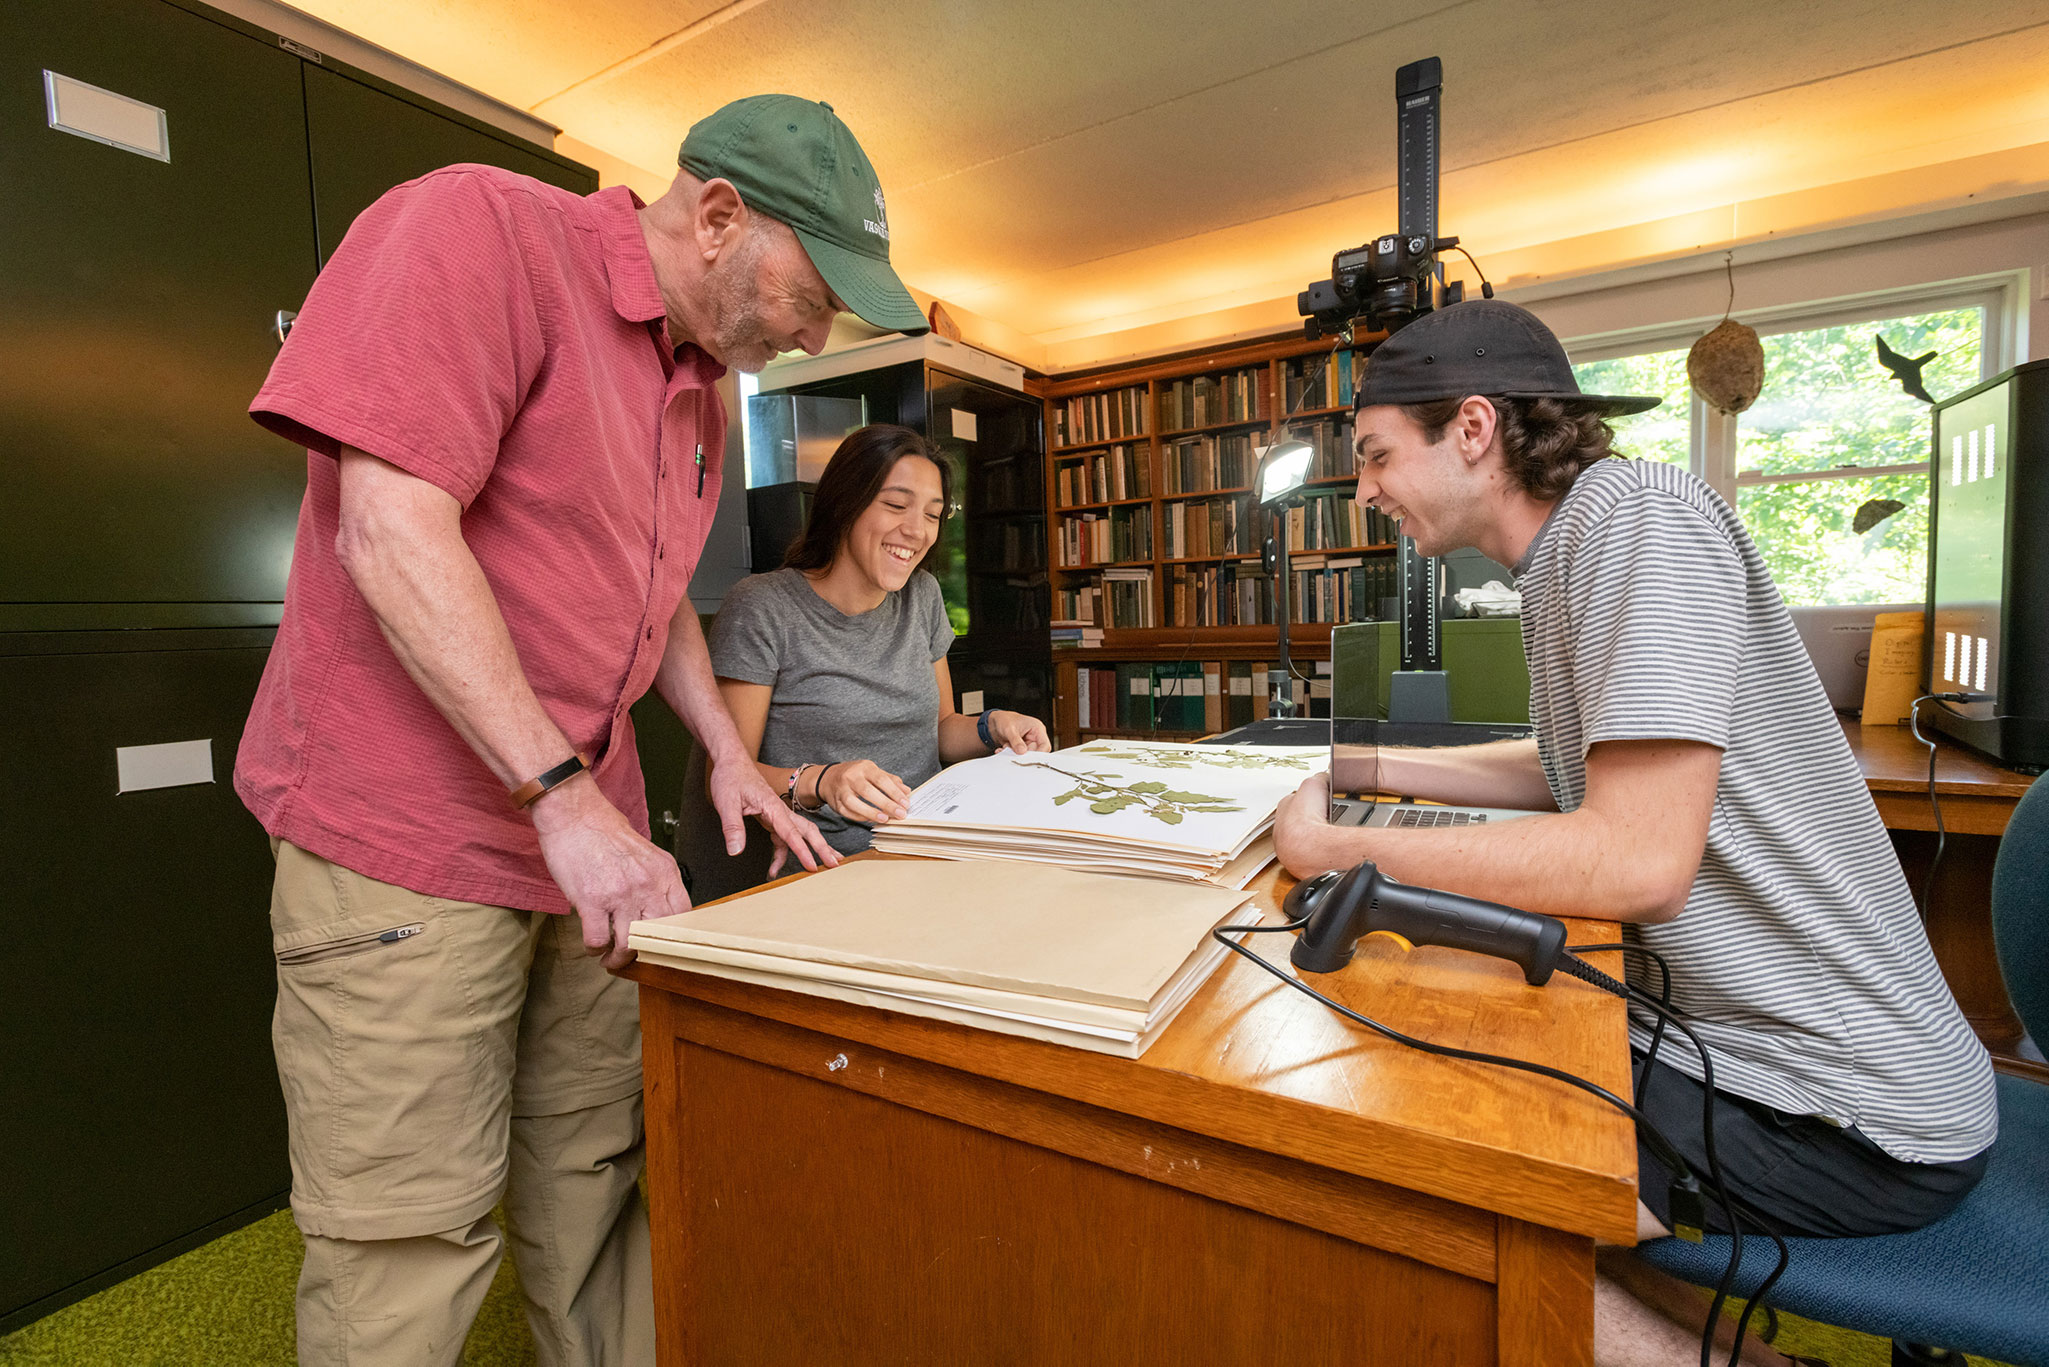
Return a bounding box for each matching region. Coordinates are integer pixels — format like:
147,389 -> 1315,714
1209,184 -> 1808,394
1264,56 -> 1491,725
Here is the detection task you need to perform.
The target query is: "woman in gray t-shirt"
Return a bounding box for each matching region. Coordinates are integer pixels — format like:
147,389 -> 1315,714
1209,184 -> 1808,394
709,424 -> 1050,863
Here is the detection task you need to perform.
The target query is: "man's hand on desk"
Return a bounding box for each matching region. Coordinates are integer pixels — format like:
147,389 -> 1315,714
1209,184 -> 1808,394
531,772 -> 690,971
706,745 -> 842,881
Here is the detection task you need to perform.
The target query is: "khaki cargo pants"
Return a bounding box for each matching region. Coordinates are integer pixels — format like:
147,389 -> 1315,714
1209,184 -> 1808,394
268,840 -> 653,1367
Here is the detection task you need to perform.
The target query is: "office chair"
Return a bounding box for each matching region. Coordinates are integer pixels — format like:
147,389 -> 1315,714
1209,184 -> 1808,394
1635,776 -> 2049,1367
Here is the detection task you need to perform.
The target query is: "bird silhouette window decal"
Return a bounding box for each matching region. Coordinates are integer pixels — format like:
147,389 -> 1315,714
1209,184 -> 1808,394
1875,334 -> 1939,404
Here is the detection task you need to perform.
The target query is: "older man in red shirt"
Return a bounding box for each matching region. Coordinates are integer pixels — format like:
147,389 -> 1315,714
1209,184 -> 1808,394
240,96 -> 925,1366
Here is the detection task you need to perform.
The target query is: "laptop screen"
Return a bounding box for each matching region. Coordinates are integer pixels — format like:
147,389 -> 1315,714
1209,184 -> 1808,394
1327,621 -> 1533,817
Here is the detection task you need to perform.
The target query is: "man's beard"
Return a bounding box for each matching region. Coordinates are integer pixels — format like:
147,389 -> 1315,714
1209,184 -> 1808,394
704,232 -> 779,372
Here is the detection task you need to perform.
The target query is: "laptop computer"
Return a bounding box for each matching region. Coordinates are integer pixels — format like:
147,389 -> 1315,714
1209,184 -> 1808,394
1787,602 -> 1918,711
1325,608 -> 1539,827
1328,716 -> 1542,826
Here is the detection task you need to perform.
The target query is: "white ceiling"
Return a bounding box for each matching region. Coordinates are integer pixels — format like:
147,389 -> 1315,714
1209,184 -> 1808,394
284,0 -> 2049,363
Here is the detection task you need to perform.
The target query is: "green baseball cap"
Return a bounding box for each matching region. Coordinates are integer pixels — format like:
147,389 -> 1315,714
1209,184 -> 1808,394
680,94 -> 928,336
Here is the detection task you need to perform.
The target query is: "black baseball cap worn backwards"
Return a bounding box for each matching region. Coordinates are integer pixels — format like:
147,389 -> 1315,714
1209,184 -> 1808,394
1353,300 -> 1659,416
680,94 -> 928,336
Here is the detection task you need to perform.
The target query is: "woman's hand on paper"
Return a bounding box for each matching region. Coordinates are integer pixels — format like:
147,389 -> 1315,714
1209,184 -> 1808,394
1273,772 -> 1341,881
988,710 -> 1052,754
822,759 -> 913,826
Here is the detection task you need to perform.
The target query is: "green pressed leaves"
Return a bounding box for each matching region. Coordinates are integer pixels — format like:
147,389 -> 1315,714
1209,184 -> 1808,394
1021,761 -> 1244,825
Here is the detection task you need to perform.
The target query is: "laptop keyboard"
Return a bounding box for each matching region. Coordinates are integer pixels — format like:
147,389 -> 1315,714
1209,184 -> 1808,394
1388,809 -> 1487,827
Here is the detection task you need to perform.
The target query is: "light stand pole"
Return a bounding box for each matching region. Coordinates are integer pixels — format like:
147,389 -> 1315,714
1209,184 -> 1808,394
1255,440 -> 1314,719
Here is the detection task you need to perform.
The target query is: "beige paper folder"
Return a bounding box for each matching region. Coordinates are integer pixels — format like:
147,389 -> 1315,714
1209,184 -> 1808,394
628,860 -> 1258,1055
633,860 -> 1249,1009
1861,610 -> 1926,725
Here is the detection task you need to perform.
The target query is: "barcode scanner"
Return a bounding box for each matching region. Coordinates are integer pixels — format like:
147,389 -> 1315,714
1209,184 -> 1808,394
1284,861 -> 1568,984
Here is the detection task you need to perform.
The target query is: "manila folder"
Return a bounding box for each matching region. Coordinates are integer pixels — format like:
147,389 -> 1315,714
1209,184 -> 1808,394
629,859 -> 1252,1013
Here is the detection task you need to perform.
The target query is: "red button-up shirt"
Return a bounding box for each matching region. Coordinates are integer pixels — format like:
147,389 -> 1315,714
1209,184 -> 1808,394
239,166 -> 725,914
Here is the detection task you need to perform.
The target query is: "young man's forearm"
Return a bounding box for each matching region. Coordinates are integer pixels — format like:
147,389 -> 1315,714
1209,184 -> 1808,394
1291,810 -> 1684,924
1373,737 -> 1558,811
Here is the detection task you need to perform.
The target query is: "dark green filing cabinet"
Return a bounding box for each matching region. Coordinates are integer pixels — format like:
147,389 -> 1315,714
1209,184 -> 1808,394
0,0 -> 315,612
0,630 -> 283,1327
304,63 -> 587,264
1,0 -> 596,1331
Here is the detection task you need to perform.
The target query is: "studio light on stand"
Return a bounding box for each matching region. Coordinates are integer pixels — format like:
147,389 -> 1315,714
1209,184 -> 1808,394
1256,439 -> 1314,717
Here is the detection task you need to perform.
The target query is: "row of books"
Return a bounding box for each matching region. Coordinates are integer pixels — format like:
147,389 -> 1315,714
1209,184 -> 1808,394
1055,495 -> 1393,567
1283,417 -> 1357,481
1054,580 -> 1100,625
1161,431 -> 1258,495
1285,492 -> 1396,551
1055,572 -> 1180,630
1049,621 -> 1104,649
1056,507 -> 1153,567
1281,349 -> 1362,412
1052,442 -> 1150,507
1164,561 -> 1273,628
1075,661 -> 1328,734
1158,553 -> 1401,628
1286,553 -> 1404,625
1053,385 -> 1149,447
1059,552 -> 1398,630
1162,495 -> 1255,559
1159,367 -> 1268,431
1100,567 -> 1155,628
1077,661 -> 1258,733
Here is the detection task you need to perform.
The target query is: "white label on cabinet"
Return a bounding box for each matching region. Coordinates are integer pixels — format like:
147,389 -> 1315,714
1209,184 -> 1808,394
117,739 -> 214,794
951,408 -> 978,442
44,71 -> 170,162
961,690 -> 985,713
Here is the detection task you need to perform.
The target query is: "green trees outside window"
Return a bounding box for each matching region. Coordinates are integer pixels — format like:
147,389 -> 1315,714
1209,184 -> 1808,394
1572,303 -> 1987,607
1736,306 -> 1981,605
1572,347 -> 1692,469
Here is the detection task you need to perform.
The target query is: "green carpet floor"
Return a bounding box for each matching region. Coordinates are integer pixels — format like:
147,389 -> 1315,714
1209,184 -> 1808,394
0,1211 -> 2013,1367
0,1210 -> 534,1367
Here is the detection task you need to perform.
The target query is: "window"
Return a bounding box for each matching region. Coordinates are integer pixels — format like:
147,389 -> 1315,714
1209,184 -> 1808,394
1565,281 -> 2010,606
1570,347 -> 1691,468
1733,305 -> 1982,605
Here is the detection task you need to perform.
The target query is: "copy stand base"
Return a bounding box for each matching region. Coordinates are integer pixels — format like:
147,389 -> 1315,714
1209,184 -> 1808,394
1389,670 -> 1450,724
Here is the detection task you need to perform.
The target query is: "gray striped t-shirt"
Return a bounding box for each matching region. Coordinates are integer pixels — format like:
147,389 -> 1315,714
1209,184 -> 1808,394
1514,458 -> 1995,1163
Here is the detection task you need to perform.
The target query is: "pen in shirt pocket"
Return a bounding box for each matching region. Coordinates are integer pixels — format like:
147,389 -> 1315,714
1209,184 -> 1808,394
695,443 -> 706,496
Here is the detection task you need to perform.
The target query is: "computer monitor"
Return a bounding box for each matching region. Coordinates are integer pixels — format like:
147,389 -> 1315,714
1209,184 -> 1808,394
1923,360 -> 2049,771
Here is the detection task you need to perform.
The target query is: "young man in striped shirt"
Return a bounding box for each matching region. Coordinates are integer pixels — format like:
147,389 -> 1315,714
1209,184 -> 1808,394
1272,300 -> 1994,1367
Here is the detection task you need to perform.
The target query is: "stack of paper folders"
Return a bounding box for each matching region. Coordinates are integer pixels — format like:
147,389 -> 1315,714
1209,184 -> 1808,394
871,739 -> 1327,887
627,860 -> 1261,1058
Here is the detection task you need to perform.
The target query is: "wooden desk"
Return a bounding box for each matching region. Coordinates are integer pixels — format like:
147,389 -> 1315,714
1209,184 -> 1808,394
627,862 -> 1633,1366
1840,717 -> 2037,1064
1842,715 -> 2035,837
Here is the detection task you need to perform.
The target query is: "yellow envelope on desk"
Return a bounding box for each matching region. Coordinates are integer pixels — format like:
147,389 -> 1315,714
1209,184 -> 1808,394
1861,609 -> 1926,725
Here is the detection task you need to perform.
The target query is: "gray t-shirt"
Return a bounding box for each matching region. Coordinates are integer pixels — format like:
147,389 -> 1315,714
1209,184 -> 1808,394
1514,458 -> 1996,1163
708,567 -> 957,854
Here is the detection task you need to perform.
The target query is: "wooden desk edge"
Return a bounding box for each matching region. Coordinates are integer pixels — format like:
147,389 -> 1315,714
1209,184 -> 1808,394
624,956 -> 1640,1246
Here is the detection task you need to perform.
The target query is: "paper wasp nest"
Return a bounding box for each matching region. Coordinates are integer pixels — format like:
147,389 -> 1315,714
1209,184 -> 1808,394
1687,319 -> 1765,415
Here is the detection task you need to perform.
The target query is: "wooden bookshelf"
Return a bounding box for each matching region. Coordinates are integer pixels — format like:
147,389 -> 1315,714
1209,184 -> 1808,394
1041,333 -> 1392,746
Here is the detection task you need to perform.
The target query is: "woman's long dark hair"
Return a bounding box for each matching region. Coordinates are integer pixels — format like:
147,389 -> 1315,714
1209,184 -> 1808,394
783,423 -> 954,572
